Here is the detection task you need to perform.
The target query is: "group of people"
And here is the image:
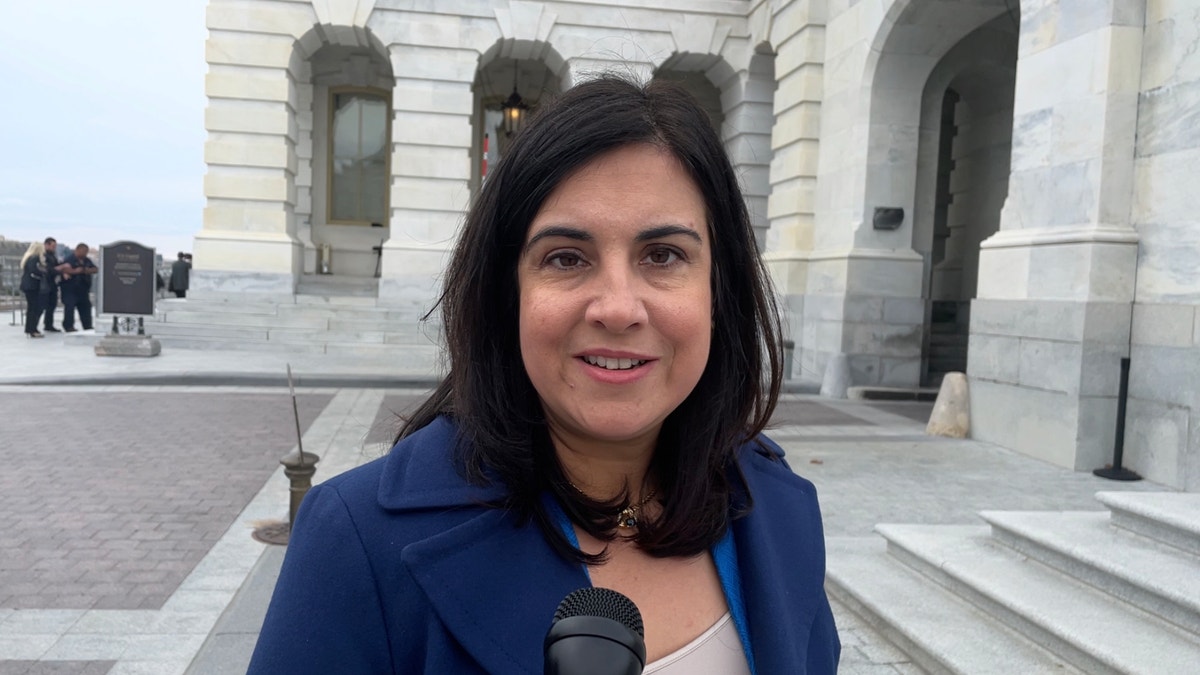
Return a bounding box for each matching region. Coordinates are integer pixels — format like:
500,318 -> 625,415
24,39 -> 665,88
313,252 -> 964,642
18,237 -> 97,338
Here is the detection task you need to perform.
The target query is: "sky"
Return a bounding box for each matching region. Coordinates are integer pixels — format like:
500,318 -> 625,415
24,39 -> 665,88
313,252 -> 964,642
0,0 -> 208,257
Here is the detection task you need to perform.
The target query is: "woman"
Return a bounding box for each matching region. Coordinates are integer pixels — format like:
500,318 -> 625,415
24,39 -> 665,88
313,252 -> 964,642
18,241 -> 46,338
250,76 -> 839,674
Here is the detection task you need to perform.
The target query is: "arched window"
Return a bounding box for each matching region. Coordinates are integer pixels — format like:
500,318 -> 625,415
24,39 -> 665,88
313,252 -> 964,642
328,88 -> 390,226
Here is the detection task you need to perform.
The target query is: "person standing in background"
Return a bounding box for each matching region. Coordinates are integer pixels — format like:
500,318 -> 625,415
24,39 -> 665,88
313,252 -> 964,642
60,243 -> 97,332
19,241 -> 46,338
169,252 -> 190,298
41,237 -> 64,332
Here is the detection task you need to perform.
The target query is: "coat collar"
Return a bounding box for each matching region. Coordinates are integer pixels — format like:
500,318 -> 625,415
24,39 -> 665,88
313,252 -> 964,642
378,418 -> 825,674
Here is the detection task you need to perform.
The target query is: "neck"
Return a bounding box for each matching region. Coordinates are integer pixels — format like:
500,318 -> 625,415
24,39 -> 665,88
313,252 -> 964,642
547,423 -> 657,501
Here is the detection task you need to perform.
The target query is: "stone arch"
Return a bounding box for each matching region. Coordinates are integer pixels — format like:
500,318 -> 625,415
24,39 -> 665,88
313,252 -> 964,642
653,51 -> 774,248
471,40 -> 570,194
857,0 -> 1015,248
290,22 -> 395,277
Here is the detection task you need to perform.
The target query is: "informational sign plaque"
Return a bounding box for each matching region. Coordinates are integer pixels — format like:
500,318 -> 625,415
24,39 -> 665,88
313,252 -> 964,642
99,241 -> 156,316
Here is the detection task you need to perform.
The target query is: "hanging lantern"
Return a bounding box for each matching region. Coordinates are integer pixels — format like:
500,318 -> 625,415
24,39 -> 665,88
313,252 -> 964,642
501,63 -> 528,137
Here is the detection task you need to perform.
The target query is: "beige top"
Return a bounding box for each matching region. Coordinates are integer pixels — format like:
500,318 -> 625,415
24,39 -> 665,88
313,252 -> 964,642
643,612 -> 751,675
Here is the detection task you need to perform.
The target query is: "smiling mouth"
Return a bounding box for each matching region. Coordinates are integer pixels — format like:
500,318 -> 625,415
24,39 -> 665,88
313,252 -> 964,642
581,355 -> 648,371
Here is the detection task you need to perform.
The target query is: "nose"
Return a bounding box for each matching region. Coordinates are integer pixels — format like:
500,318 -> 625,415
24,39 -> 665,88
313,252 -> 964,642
584,263 -> 647,333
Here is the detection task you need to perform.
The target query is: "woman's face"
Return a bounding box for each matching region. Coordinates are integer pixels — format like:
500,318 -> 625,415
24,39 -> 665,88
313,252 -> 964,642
518,143 -> 712,448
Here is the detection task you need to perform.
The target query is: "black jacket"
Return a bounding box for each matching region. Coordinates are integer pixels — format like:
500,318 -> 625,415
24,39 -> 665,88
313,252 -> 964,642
20,256 -> 45,293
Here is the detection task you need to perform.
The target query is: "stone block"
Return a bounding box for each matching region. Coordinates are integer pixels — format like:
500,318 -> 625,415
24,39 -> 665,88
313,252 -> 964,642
1188,412 -> 1200,492
820,352 -> 850,398
205,137 -> 290,169
843,322 -> 922,358
1131,303 -> 1195,347
207,31 -> 295,68
1082,301 -> 1134,344
883,297 -> 924,325
1018,338 -> 1082,393
847,354 -> 880,386
1079,342 -> 1129,397
969,378 -> 1080,469
204,171 -> 289,202
1136,79 -> 1200,158
390,112 -> 472,148
203,204 -> 289,232
966,333 -> 1021,384
94,335 -> 162,358
393,145 -> 470,181
976,245 -> 1027,299
1075,395 -> 1120,472
1127,344 -> 1200,410
206,69 -> 290,103
879,356 -> 920,387
207,2 -> 316,39
391,79 -> 474,115
387,45 -> 478,84
206,103 -> 291,136
971,299 -> 1082,341
390,177 -> 470,214
1123,398 -> 1189,489
1141,10 -> 1200,91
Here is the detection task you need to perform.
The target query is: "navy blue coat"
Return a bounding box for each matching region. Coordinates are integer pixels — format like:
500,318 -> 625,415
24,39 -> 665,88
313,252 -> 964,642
248,417 -> 839,673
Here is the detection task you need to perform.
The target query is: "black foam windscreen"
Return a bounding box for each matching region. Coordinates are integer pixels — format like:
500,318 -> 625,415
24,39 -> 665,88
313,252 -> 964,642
552,587 -> 644,638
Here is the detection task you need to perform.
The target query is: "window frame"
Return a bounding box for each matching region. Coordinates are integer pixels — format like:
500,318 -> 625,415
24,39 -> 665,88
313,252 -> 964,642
325,85 -> 392,227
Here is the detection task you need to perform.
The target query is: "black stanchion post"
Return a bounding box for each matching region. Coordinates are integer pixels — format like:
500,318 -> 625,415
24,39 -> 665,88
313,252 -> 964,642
1094,356 -> 1142,481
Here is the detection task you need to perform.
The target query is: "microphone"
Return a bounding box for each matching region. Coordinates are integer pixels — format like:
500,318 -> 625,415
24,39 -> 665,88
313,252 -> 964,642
544,587 -> 647,675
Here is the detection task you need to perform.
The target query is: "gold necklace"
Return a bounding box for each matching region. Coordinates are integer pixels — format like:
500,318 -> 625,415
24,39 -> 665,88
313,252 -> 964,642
568,483 -> 657,529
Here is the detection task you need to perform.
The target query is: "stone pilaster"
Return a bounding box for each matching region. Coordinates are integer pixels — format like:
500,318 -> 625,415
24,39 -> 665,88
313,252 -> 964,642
761,0 -> 825,380
970,0 -> 1146,470
195,2 -> 317,299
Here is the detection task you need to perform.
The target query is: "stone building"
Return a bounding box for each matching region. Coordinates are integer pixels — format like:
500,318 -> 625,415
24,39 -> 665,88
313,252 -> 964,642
196,0 -> 1199,491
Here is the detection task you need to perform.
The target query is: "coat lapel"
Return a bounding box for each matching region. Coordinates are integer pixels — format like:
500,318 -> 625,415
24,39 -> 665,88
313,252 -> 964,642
734,449 -> 830,673
400,506 -> 590,674
376,417 -> 591,673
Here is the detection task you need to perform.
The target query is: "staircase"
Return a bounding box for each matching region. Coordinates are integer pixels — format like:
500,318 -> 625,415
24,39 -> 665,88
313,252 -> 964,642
70,275 -> 443,360
926,300 -> 968,387
827,491 -> 1200,674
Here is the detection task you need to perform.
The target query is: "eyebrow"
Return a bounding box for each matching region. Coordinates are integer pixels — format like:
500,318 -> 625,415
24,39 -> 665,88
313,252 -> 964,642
524,224 -> 702,250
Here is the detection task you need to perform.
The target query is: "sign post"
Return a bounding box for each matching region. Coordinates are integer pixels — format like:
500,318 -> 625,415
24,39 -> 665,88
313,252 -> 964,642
95,241 -> 162,357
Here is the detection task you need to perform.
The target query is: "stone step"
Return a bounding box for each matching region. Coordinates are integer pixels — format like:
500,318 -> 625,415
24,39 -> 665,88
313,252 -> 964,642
826,537 -> 1082,674
142,323 -> 270,340
1097,492 -> 1200,556
156,299 -> 282,316
293,293 -> 380,306
929,333 -> 968,347
155,311 -> 329,330
983,510 -> 1200,636
266,329 -> 430,346
152,336 -> 327,354
879,523 -> 1200,674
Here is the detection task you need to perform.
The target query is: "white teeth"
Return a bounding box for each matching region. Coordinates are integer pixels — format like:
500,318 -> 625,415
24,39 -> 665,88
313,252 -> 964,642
583,355 -> 646,370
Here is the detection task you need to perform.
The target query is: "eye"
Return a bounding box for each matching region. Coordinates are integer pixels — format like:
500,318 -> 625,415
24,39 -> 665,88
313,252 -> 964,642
644,247 -> 682,266
546,251 -> 585,270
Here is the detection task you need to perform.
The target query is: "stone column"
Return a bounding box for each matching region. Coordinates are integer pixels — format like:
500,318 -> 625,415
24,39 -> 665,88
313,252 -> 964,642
970,0 -> 1145,470
760,0 -> 825,381
193,1 -> 317,300
375,45 -> 477,314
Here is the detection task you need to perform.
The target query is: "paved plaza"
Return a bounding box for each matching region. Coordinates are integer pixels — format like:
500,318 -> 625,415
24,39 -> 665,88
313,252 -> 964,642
0,324 -> 1175,674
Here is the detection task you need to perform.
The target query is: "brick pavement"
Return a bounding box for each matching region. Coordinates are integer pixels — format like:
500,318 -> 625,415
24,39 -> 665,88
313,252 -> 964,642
0,391 -> 331,612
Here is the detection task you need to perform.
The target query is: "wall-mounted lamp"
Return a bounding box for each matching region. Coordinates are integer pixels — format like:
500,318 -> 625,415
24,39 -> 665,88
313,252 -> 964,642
501,62 -> 528,137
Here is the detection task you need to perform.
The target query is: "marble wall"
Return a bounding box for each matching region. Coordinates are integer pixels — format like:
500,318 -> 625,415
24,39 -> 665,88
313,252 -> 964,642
1123,0 -> 1200,490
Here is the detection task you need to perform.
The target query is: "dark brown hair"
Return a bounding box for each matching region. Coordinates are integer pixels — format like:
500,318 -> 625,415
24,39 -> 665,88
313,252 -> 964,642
399,75 -> 782,562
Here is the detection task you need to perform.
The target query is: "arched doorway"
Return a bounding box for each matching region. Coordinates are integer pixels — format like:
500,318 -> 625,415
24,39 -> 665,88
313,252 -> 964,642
294,27 -> 395,280
915,16 -> 1018,385
472,42 -> 570,197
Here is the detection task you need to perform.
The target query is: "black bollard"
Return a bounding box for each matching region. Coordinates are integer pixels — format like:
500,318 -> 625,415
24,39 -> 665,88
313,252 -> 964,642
1094,357 -> 1141,481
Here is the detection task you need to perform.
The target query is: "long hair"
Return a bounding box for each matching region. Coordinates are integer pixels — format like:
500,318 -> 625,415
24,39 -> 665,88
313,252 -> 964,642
399,75 -> 783,562
20,242 -> 45,270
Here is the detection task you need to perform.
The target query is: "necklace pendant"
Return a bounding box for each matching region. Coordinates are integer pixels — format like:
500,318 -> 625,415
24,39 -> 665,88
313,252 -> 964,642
618,508 -> 637,529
